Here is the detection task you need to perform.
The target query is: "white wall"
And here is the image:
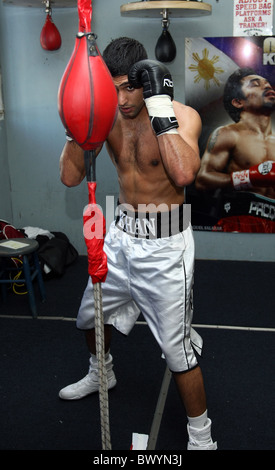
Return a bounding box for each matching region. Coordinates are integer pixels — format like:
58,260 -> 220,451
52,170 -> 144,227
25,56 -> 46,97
0,0 -> 274,260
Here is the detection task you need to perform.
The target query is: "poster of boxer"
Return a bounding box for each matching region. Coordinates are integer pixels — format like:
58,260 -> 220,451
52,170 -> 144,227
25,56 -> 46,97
185,36 -> 275,233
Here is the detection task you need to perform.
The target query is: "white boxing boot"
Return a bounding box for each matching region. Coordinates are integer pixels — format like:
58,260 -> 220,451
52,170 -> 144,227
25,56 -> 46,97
187,418 -> 217,450
59,352 -> 117,400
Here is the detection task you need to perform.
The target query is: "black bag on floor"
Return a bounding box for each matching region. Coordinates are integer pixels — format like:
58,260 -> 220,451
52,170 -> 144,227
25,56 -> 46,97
37,232 -> 78,278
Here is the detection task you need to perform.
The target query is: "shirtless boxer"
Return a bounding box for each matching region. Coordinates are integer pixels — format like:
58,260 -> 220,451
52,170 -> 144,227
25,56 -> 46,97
58,37 -> 216,450
195,67 -> 275,232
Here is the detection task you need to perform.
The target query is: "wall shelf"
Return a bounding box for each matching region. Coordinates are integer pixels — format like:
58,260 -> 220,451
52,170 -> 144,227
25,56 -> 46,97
120,1 -> 212,18
2,0 -> 76,7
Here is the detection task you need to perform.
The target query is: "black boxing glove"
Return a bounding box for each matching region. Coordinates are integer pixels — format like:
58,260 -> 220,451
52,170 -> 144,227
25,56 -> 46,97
128,59 -> 179,136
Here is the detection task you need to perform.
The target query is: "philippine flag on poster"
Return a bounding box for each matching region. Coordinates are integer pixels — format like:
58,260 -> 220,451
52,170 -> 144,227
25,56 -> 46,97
233,0 -> 273,36
185,38 -> 238,111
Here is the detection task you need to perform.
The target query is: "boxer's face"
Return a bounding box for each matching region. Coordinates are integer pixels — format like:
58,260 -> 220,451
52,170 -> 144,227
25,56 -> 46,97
113,75 -> 145,119
240,74 -> 275,111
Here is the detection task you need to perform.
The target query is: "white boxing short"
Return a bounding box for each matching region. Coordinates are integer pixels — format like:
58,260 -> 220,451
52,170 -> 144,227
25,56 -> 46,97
77,204 -> 202,372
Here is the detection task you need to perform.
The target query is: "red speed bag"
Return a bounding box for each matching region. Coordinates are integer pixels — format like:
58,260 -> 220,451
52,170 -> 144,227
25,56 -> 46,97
57,33 -> 118,150
40,14 -> 62,51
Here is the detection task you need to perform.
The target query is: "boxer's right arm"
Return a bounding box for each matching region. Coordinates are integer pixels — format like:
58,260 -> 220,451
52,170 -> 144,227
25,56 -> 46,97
60,140 -> 86,187
59,140 -> 103,187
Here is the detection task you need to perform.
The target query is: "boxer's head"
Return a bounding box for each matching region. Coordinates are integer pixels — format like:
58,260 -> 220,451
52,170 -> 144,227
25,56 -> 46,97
223,67 -> 256,122
103,37 -> 148,78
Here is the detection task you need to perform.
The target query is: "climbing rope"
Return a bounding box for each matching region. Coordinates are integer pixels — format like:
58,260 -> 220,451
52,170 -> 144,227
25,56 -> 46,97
84,149 -> 112,450
94,281 -> 112,450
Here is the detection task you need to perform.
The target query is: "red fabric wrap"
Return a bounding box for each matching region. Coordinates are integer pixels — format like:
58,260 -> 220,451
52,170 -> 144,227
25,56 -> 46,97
78,0 -> 92,32
83,182 -> 108,283
57,33 -> 117,150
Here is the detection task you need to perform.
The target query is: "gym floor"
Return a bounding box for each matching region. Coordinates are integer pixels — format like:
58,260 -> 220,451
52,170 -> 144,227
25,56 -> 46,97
1,256 -> 274,451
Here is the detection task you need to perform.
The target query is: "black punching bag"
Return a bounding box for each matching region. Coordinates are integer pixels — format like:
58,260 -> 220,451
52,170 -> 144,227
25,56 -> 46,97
155,29 -> 176,63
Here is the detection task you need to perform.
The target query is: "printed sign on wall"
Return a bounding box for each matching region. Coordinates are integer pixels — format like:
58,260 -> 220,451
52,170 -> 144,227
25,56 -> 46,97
233,0 -> 273,36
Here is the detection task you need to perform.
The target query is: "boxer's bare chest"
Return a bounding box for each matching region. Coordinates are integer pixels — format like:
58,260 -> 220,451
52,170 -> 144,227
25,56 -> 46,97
233,130 -> 275,168
107,118 -> 162,173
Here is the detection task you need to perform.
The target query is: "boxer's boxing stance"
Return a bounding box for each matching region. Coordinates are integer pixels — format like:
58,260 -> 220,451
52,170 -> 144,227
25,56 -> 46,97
195,68 -> 275,232
59,37 -> 216,450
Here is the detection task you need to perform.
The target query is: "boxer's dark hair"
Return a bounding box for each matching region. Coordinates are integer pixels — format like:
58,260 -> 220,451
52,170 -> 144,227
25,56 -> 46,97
103,37 -> 148,77
223,67 -> 256,123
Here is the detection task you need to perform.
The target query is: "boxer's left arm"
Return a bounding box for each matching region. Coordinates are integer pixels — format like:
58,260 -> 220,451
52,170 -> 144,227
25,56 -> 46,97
159,102 -> 201,187
128,59 -> 200,187
129,59 -> 178,136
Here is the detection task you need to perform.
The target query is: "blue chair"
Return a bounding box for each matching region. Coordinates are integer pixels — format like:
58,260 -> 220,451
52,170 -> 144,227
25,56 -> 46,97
0,238 -> 46,318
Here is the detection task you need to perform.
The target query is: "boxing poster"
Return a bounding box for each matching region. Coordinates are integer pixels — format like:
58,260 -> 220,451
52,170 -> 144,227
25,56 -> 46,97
185,36 -> 275,233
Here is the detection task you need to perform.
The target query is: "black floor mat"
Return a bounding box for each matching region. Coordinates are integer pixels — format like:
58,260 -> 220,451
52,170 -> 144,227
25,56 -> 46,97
1,257 -> 275,450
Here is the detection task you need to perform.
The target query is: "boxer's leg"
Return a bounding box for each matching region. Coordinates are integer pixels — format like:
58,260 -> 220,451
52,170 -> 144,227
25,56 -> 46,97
129,226 -> 216,449
59,224 -> 140,400
85,324 -> 112,355
173,366 -> 206,418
